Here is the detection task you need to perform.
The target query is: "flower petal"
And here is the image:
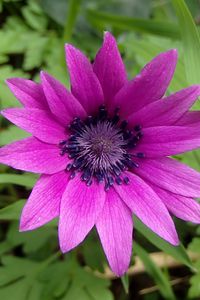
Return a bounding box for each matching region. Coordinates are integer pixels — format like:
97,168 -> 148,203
134,157 -> 200,197
96,188 -> 133,276
1,108 -> 66,144
0,137 -> 67,174
115,172 -> 179,245
20,171 -> 69,231
127,85 -> 200,127
65,44 -> 104,114
59,176 -> 105,252
135,126 -> 200,157
40,71 -> 86,125
6,78 -> 48,109
112,49 -> 178,117
149,183 -> 200,224
175,111 -> 200,126
93,32 -> 127,105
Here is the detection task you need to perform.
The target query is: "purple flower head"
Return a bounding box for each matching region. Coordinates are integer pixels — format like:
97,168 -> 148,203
1,32 -> 200,276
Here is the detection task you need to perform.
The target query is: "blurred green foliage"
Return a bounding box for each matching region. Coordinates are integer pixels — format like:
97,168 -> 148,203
0,0 -> 200,299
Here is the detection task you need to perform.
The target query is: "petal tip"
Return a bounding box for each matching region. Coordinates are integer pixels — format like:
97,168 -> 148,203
103,30 -> 112,38
19,217 -> 42,232
5,78 -> 18,88
167,48 -> 178,59
169,234 -> 180,246
59,240 -> 72,253
19,220 -> 31,232
40,70 -> 50,82
65,43 -> 76,53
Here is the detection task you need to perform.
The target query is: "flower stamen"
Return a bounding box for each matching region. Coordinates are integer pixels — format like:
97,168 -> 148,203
59,106 -> 145,190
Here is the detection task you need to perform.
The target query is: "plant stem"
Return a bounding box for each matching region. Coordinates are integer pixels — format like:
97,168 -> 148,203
60,0 -> 82,66
63,0 -> 81,43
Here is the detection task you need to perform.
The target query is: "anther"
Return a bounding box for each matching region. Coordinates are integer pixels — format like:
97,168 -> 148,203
68,152 -> 77,159
116,177 -> 122,185
59,107 -> 142,190
85,116 -> 94,125
136,131 -> 143,138
123,130 -> 132,140
95,172 -> 104,183
86,178 -> 93,186
134,125 -> 142,132
136,152 -> 145,158
108,176 -> 114,186
120,120 -> 128,129
111,114 -> 120,125
72,158 -> 83,168
70,171 -> 76,179
105,183 -> 110,191
113,166 -> 121,176
66,163 -> 73,171
59,140 -> 67,147
99,105 -> 107,119
124,177 -> 130,184
81,169 -> 91,181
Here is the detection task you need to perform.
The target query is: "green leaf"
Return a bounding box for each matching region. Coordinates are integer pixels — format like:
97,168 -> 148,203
40,258 -> 113,300
188,237 -> 200,253
0,256 -> 43,300
134,217 -> 194,270
22,1 -> 48,32
23,34 -> 49,70
122,33 -> 187,91
188,273 -> 200,298
0,255 -> 39,286
134,243 -> 176,300
40,0 -> 68,25
73,268 -> 113,300
178,150 -> 200,172
121,273 -> 129,294
62,0 -> 82,43
7,222 -> 57,254
87,9 -> 180,39
0,66 -> 29,108
0,200 -> 25,220
82,231 -> 106,272
0,241 -> 13,256
0,279 -> 41,300
0,174 -> 37,188
39,259 -> 75,300
0,126 -> 30,146
172,0 -> 200,85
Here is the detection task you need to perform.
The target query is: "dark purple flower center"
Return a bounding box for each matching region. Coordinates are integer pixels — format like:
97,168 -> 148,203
59,106 -> 144,190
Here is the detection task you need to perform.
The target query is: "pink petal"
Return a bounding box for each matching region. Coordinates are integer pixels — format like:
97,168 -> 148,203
20,171 -> 69,231
96,188 -> 133,276
127,85 -> 200,127
149,183 -> 200,224
175,111 -> 200,126
0,137 -> 68,174
134,157 -> 200,198
40,71 -> 86,126
1,108 -> 66,144
115,172 -> 179,245
112,49 -> 178,118
93,32 -> 127,105
65,44 -> 104,114
6,78 -> 48,110
59,176 -> 105,252
135,125 -> 200,157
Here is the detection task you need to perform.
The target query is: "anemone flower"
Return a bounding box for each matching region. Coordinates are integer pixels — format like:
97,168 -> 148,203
1,32 -> 200,276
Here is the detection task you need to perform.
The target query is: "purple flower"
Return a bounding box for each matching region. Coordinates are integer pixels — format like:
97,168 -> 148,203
1,32 -> 200,276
